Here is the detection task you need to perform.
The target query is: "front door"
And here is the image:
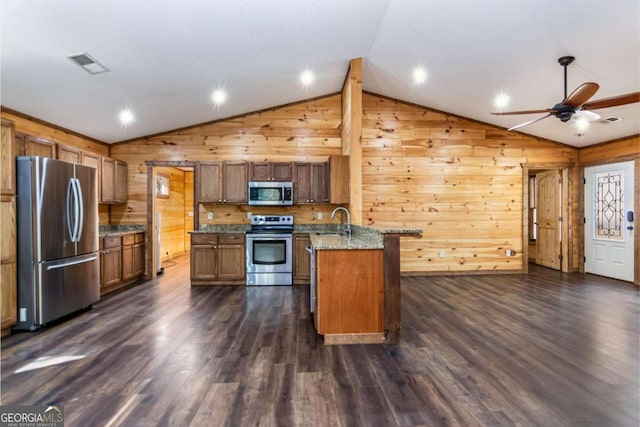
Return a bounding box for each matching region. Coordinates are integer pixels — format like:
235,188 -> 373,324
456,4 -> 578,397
536,170 -> 561,269
584,161 -> 635,282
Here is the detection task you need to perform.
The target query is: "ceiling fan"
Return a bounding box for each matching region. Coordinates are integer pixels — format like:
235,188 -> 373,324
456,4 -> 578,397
492,56 -> 640,131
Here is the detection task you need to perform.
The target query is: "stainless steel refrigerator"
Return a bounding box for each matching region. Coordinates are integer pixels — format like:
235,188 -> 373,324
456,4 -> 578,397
15,156 -> 100,330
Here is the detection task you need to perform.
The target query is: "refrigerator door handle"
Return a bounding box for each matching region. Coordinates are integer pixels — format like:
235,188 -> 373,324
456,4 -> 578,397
66,179 -> 75,242
74,178 -> 84,242
46,255 -> 98,270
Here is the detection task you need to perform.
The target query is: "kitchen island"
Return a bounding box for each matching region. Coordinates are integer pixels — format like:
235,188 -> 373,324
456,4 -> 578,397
308,225 -> 421,345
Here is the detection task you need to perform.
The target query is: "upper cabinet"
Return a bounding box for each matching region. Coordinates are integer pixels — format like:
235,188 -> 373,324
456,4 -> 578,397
1,120 -> 16,195
293,162 -> 328,204
249,162 -> 292,182
25,136 -> 56,158
198,161 -> 247,204
57,144 -> 82,164
101,157 -> 127,204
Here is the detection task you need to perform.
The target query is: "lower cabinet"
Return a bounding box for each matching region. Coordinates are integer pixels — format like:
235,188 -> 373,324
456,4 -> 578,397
191,233 -> 245,285
293,233 -> 311,284
100,232 -> 146,296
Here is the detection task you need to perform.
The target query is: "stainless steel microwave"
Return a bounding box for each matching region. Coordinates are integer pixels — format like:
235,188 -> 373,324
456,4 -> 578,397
248,181 -> 293,206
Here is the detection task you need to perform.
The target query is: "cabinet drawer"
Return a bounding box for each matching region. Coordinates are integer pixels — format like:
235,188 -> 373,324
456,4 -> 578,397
191,234 -> 218,245
218,234 -> 245,245
103,236 -> 121,249
122,234 -> 135,246
134,233 -> 145,243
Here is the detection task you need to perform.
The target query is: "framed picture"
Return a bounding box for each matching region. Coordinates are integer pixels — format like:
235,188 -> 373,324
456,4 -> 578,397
155,173 -> 170,198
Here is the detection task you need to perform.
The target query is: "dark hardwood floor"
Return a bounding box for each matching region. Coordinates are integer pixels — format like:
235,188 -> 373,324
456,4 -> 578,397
1,258 -> 638,426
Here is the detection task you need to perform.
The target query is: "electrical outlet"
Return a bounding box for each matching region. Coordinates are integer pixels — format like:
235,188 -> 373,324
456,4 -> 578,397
207,212 -> 214,220
188,211 -> 194,217
318,212 -> 323,220
247,212 -> 252,219
439,250 -> 445,258
506,249 -> 515,257
19,308 -> 27,322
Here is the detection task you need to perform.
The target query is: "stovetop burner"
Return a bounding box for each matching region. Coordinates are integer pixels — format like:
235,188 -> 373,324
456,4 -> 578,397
250,215 -> 294,232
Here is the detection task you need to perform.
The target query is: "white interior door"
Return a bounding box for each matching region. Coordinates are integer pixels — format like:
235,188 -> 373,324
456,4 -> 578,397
584,161 -> 635,282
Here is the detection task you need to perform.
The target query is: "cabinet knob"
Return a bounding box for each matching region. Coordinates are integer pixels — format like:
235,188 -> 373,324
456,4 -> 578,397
223,199 -> 226,202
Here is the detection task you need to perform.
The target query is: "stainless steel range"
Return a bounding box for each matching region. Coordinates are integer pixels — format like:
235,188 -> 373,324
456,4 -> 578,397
246,215 -> 293,286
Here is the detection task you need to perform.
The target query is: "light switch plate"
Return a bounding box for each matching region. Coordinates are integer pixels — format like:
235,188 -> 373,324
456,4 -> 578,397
318,212 -> 323,219
188,211 -> 194,217
207,212 -> 214,220
439,250 -> 445,258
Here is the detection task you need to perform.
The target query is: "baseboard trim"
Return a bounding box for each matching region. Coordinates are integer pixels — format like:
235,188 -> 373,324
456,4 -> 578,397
323,333 -> 385,345
401,269 -> 525,277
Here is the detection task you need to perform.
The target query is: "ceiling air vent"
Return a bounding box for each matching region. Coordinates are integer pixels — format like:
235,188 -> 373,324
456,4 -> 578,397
597,116 -> 623,124
67,53 -> 109,75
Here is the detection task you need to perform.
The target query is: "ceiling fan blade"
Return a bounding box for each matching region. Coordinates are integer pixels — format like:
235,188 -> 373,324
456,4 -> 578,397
507,114 -> 552,131
492,109 -> 556,116
564,82 -> 599,107
581,92 -> 640,110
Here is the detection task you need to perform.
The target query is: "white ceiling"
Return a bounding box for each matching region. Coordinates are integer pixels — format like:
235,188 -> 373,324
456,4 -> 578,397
1,0 -> 638,147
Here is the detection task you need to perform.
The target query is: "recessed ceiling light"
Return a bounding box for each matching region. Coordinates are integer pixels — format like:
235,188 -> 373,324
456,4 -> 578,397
212,89 -> 227,106
493,93 -> 510,111
412,66 -> 427,85
300,69 -> 314,87
118,108 -> 134,126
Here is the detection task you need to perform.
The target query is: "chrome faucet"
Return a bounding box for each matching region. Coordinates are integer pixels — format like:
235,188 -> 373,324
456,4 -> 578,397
331,207 -> 351,237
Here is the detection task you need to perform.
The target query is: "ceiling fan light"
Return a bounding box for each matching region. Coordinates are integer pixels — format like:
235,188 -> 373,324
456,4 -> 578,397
574,116 -> 590,134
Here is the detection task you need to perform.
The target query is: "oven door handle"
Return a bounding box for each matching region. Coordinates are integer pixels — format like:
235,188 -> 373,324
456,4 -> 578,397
246,234 -> 293,240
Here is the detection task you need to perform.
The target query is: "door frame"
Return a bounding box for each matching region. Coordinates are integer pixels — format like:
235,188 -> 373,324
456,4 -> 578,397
145,160 -> 197,280
579,156 -> 639,285
521,162 -> 574,274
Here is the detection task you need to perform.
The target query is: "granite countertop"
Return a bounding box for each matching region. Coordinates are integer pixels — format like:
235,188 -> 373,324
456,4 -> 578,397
309,231 -> 384,250
99,224 -> 146,237
190,224 -> 251,233
189,223 -> 422,250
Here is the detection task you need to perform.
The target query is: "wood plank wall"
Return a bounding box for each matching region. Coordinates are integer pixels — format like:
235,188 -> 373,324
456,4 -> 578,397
341,58 -> 363,224
184,171 -> 194,252
156,166 -> 192,260
360,92 -> 580,273
110,95 -> 345,226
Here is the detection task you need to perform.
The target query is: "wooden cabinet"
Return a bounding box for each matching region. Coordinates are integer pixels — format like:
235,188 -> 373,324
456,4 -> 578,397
100,232 -> 145,295
316,249 -> 384,343
1,120 -> 16,195
198,162 -> 223,203
217,234 -> 245,281
1,196 -> 17,335
100,237 -> 122,291
197,161 -> 247,204
57,144 -> 82,164
293,162 -> 328,204
249,162 -> 292,181
222,162 -> 247,203
25,136 -> 56,158
329,155 -> 350,204
101,157 -> 127,204
293,233 -> 311,284
191,233 -> 245,284
1,121 -> 17,335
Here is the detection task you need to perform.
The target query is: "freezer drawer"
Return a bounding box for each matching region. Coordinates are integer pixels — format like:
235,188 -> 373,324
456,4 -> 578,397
15,252 -> 100,330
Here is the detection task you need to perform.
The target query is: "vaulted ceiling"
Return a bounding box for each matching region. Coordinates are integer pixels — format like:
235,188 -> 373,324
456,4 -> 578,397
1,0 -> 638,146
